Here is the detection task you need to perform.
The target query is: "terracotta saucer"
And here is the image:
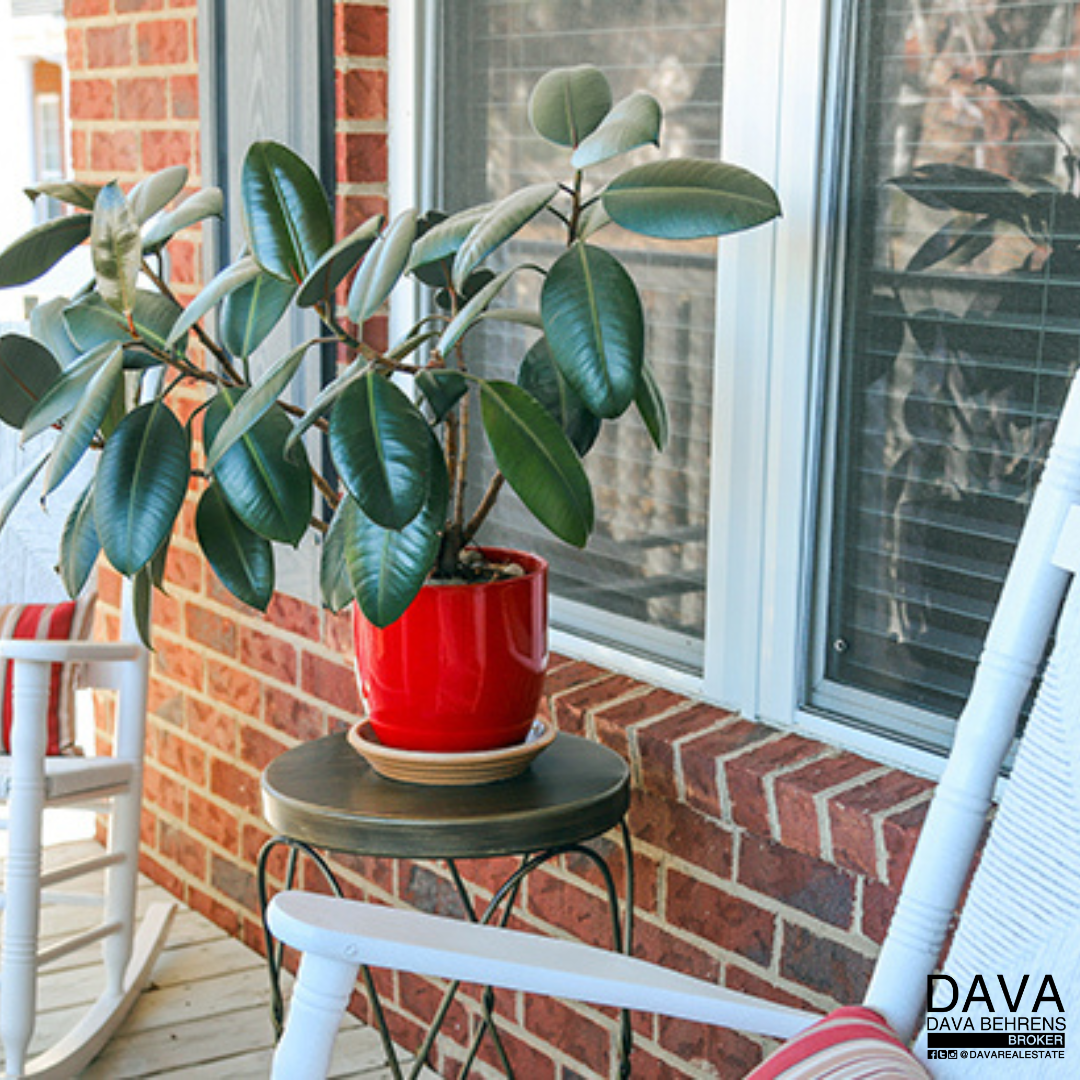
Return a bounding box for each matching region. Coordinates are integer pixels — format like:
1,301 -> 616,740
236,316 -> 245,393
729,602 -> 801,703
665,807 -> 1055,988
346,718 -> 556,786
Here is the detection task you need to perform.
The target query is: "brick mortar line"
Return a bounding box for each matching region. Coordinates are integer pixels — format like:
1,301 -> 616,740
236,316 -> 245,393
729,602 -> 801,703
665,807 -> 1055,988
71,65 -> 198,78
335,56 -> 388,71
812,764 -> 893,865
627,699 -> 703,792
338,120 -> 388,132
581,683 -> 656,742
871,786 -> 935,883
73,117 -> 201,129
713,728 -> 793,825
762,746 -> 837,843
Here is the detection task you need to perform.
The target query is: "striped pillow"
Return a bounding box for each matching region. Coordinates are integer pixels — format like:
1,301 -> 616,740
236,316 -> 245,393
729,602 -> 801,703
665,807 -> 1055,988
747,1006 -> 930,1079
0,595 -> 96,757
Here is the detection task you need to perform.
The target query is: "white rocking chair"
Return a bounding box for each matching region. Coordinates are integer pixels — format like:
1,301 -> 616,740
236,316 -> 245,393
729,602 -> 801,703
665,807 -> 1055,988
0,591 -> 174,1078
266,366 -> 1080,1078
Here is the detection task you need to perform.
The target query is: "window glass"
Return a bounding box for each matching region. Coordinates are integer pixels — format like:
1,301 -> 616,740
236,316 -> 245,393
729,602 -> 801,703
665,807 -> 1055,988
820,1 -> 1080,730
439,1 -> 725,664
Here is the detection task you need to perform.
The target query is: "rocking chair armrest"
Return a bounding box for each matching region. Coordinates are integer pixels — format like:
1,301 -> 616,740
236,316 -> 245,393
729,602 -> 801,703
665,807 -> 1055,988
268,891 -> 819,1040
0,640 -> 143,665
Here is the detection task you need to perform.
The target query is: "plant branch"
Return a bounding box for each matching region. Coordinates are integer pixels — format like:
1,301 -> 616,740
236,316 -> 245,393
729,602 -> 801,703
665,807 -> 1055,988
462,472 -> 505,546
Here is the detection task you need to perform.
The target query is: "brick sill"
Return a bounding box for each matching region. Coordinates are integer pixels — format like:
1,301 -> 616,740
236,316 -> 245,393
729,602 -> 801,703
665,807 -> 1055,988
541,653 -> 935,895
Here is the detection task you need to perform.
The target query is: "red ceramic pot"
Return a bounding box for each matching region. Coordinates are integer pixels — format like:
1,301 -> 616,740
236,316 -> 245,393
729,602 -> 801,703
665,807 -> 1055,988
352,547 -> 548,753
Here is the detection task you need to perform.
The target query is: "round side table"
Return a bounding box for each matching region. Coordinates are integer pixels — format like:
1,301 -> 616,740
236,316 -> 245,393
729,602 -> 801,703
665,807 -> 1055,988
258,731 -> 634,1079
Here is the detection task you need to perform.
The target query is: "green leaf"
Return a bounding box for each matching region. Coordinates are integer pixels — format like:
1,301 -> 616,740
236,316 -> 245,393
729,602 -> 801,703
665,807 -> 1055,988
887,164 -> 1027,224
21,342 -> 117,443
437,267 -> 517,355
297,216 -> 383,307
241,140 -> 333,282
541,243 -> 643,418
24,180 -> 101,212
407,205 -> 490,279
60,479 -> 101,599
132,564 -> 154,648
452,183 -> 559,290
416,369 -> 468,423
221,269 -> 297,359
603,159 -> 782,239
196,482 -> 274,610
635,361 -> 668,451
577,200 -> 611,240
30,298 -> 81,367
329,372 -> 431,531
478,307 -> 544,330
143,187 -> 225,253
517,337 -> 601,456
341,435 -> 449,628
0,214 -> 92,288
480,380 -> 594,547
0,448 -> 50,537
205,341 -> 313,471
167,255 -> 261,347
128,164 -> 188,225
319,498 -> 355,613
528,64 -> 612,148
0,333 -> 61,428
571,91 -> 662,170
283,357 -> 369,459
65,289 -> 183,356
204,388 -> 313,545
347,209 -> 418,325
905,215 -> 997,273
43,345 -> 124,496
92,182 -> 142,313
95,399 -> 190,576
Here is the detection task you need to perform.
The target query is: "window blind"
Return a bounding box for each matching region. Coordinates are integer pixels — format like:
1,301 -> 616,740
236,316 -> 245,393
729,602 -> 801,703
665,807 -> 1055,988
439,1 -> 726,660
821,0 -> 1080,727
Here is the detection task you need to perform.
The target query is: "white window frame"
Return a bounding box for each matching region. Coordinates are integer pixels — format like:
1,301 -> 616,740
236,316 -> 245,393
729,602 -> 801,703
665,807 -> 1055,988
389,0 -> 950,780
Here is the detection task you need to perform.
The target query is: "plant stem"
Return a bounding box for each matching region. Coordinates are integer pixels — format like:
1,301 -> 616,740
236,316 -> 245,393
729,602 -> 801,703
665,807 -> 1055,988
462,472 -> 505,546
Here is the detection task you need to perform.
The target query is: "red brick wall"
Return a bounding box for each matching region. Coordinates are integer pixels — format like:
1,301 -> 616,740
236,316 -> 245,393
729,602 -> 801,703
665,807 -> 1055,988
68,3 -> 935,1076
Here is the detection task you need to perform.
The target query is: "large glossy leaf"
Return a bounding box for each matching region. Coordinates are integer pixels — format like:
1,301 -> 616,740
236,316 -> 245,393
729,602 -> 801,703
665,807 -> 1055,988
407,205 -> 490,281
221,269 -> 297,358
196,482 -> 274,610
480,380 -> 594,547
24,180 -> 101,212
92,182 -> 142,313
329,372 -> 431,530
0,448 -> 50,537
416,369 -> 468,423
635,361 -> 669,452
167,256 -> 261,347
241,141 -> 333,283
452,183 -> 559,290
0,334 -> 61,428
517,338 -> 601,456
205,341 -> 312,470
283,357 -> 369,458
0,214 -> 92,287
95,399 -> 190,576
347,210 -> 418,325
541,243 -> 643,418
437,268 -> 517,356
128,165 -> 188,225
603,159 -> 781,240
297,216 -> 383,307
319,498 -> 355,613
888,164 -> 1027,224
340,435 -> 449,628
143,187 -> 225,254
528,65 -> 612,148
132,563 -> 155,648
30,298 -> 80,367
204,388 -> 312,545
43,345 -> 124,496
571,91 -> 662,170
65,289 -> 183,357
21,342 -> 117,443
60,479 -> 100,598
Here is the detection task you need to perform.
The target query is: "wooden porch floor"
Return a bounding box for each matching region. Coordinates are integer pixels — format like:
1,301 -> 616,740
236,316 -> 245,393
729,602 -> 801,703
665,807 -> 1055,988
1,839 -> 438,1078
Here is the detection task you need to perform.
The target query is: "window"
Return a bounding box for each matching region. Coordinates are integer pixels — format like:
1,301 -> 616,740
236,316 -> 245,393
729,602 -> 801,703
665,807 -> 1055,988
811,0 -> 1080,751
431,1 -> 727,672
397,0 -> 1078,770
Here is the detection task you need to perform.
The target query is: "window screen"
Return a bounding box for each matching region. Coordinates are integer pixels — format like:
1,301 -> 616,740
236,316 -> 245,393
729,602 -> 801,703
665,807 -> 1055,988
820,1 -> 1080,732
438,1 -> 725,664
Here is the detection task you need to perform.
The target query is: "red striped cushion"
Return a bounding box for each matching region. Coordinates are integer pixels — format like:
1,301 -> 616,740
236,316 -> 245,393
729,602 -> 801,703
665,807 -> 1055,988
747,1006 -> 930,1079
0,595 -> 96,757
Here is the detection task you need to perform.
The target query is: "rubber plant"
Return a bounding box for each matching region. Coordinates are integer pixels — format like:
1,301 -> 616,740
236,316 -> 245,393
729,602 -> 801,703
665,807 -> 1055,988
0,65 -> 780,643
